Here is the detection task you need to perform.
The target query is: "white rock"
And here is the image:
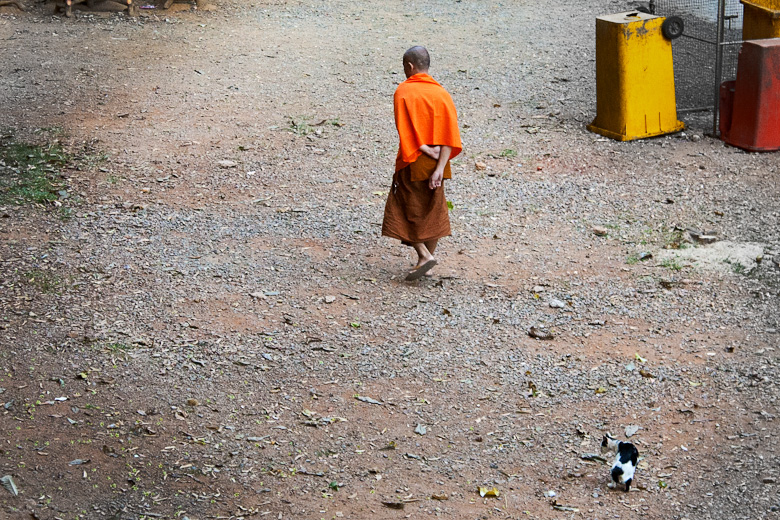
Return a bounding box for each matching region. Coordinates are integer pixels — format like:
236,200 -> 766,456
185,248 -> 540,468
625,424 -> 641,438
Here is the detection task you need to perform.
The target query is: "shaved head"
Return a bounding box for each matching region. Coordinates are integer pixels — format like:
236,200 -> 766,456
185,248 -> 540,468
403,46 -> 430,72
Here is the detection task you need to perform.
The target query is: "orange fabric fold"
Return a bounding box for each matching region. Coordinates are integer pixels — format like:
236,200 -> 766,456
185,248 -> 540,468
394,73 -> 462,172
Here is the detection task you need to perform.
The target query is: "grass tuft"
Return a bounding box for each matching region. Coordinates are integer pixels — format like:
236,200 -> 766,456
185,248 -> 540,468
288,116 -> 313,136
0,141 -> 69,205
23,269 -> 62,293
660,257 -> 683,271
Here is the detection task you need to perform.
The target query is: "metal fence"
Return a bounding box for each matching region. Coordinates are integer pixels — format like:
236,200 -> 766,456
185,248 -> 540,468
652,0 -> 744,133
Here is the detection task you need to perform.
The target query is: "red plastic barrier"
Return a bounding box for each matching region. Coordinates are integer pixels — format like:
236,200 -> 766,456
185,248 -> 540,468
720,38 -> 780,152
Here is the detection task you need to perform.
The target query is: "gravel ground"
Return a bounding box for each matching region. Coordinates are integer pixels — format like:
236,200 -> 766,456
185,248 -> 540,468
1,1 -> 779,519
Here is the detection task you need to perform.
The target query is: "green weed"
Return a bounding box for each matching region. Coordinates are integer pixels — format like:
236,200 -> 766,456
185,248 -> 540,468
58,206 -> 74,221
288,116 -> 313,136
105,342 -> 132,353
0,141 -> 68,205
499,148 -> 518,158
23,269 -> 62,293
724,258 -> 746,275
661,257 -> 683,271
663,229 -> 687,250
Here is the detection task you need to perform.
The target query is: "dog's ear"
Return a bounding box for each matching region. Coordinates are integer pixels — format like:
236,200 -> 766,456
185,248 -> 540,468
601,435 -> 608,447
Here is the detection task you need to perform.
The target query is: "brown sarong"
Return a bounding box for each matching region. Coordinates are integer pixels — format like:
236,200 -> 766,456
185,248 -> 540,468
381,155 -> 451,244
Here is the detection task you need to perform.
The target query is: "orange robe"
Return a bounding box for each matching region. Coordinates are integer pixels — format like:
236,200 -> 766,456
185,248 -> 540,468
382,74 -> 462,244
393,73 -> 462,174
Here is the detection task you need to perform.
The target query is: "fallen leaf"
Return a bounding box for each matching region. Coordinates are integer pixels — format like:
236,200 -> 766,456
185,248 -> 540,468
0,475 -> 18,496
478,486 -> 500,498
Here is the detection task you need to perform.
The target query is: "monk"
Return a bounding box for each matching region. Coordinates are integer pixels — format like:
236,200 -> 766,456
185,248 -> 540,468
382,46 -> 462,281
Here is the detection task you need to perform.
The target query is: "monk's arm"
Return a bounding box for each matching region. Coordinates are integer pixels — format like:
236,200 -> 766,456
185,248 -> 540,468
429,145 -> 452,190
420,144 -> 441,160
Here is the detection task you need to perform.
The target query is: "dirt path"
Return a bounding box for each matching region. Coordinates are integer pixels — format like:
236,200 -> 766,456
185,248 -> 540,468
1,1 -> 779,519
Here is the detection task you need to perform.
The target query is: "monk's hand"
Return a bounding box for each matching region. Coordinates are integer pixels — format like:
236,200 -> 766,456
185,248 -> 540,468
429,168 -> 444,190
420,145 -> 441,160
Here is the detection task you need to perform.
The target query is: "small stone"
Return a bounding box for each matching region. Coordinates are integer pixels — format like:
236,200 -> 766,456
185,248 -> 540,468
592,226 -> 608,237
532,285 -> 545,293
475,161 -> 487,171
625,425 -> 641,437
763,477 -> 776,484
696,235 -> 718,244
529,326 -> 554,340
187,398 -> 199,407
549,299 -> 565,309
324,295 -> 336,304
217,160 -> 238,168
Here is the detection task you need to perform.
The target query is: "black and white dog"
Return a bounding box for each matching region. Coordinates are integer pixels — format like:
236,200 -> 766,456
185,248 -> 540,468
601,433 -> 639,492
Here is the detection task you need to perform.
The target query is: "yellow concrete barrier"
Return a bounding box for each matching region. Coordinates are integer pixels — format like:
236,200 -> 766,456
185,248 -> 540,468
742,0 -> 780,40
587,12 -> 684,141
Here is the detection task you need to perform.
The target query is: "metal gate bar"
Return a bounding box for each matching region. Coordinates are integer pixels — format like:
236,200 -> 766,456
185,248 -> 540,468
653,0 -> 744,133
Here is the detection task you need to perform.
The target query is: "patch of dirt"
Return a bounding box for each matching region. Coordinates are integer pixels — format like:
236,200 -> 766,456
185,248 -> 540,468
658,240 -> 766,274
